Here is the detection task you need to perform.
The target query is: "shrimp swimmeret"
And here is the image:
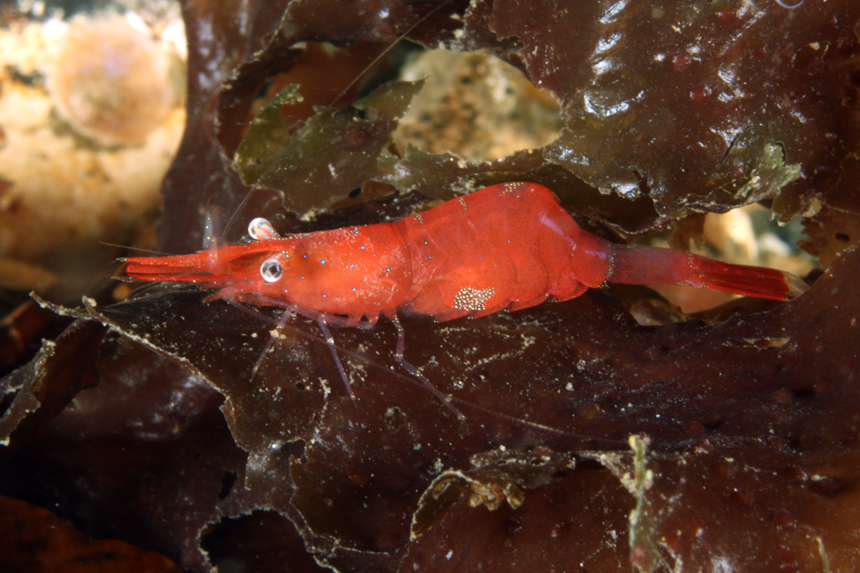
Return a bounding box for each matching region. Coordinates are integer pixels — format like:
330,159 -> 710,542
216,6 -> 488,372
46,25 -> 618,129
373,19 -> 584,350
125,182 -> 808,419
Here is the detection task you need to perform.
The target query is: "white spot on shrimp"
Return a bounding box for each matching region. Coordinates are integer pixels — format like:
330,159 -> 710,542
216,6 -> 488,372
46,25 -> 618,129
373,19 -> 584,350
453,287 -> 495,311
502,182 -> 518,195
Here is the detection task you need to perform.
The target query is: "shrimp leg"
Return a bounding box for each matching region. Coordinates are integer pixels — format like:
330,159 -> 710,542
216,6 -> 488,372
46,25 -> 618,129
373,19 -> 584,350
219,289 -> 359,399
391,315 -> 465,421
219,290 -> 462,416
251,305 -> 294,381
317,315 -> 355,401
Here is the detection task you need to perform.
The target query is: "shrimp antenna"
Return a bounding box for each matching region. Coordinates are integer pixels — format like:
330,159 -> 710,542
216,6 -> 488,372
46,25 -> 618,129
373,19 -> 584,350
328,0 -> 453,109
218,0 -> 454,242
101,242 -> 170,257
215,187 -> 256,248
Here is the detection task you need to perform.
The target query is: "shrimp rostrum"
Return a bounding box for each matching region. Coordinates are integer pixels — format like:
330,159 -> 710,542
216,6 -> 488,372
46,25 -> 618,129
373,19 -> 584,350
125,182 -> 808,418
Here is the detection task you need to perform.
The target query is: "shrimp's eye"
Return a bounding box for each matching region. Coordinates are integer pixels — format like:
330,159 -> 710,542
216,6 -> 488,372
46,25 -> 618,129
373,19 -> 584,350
260,257 -> 284,282
248,217 -> 277,241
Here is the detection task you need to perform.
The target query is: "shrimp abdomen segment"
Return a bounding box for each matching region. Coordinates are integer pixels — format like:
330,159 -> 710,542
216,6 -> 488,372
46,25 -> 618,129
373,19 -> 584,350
402,182 -> 600,320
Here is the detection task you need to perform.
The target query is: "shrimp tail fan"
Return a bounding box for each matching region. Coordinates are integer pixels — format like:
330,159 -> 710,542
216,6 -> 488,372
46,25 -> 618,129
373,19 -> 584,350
684,255 -> 808,300
605,244 -> 808,301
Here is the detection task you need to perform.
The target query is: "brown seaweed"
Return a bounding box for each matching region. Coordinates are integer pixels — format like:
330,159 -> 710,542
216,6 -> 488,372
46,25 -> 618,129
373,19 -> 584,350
2,0 -> 860,571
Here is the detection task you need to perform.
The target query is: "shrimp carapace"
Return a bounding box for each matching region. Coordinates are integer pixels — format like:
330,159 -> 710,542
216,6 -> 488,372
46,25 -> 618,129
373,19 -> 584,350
125,182 -> 808,417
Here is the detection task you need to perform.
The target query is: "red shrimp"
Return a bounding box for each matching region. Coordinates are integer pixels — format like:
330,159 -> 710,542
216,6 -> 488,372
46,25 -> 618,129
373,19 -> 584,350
125,182 -> 808,418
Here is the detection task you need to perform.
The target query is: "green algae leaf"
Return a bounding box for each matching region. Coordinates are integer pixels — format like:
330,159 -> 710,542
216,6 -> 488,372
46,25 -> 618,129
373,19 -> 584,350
234,80 -> 424,213
732,143 -> 803,205
708,139 -> 804,214
234,84 -> 304,187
